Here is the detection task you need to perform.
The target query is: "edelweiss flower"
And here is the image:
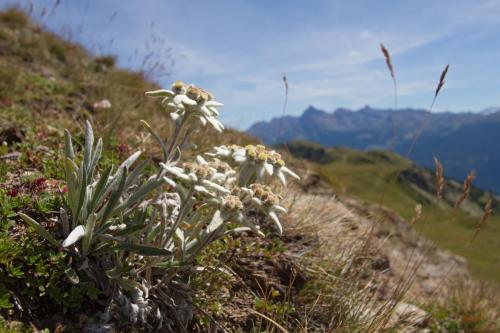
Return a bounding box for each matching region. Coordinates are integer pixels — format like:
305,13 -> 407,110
229,184 -> 287,235
145,81 -> 224,132
160,156 -> 235,196
211,193 -> 265,237
208,144 -> 300,185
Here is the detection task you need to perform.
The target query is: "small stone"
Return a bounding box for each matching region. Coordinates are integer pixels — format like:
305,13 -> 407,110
93,99 -> 112,110
35,145 -> 51,153
392,302 -> 428,330
0,151 -> 21,160
0,121 -> 25,145
8,321 -> 24,330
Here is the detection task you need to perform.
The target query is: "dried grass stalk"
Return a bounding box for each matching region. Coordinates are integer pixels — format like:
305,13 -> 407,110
434,157 -> 444,199
380,43 -> 395,79
435,64 -> 449,98
469,200 -> 493,244
409,204 -> 422,226
454,171 -> 475,209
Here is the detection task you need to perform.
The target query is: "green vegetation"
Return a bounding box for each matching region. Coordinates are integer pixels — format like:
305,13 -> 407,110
286,140 -> 500,283
423,279 -> 500,333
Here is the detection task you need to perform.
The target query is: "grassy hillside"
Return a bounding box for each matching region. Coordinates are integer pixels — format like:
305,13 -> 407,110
0,9 -> 252,155
286,140 -> 500,283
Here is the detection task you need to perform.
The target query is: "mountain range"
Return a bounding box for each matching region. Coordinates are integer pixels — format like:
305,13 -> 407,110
247,106 -> 500,193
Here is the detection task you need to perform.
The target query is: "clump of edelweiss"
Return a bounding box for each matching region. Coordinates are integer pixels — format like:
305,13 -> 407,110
145,80 -> 224,132
21,81 -> 299,332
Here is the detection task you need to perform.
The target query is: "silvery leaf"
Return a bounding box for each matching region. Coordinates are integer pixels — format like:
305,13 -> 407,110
63,225 -> 86,247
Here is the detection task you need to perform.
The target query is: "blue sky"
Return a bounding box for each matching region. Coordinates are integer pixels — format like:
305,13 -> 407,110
3,0 -> 500,129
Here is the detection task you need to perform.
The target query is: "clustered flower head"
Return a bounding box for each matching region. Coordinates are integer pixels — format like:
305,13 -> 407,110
160,156 -> 234,197
145,81 -> 224,132
207,144 -> 300,185
227,183 -> 287,234
221,194 -> 244,212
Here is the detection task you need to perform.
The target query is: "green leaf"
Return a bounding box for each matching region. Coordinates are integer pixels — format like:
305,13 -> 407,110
88,165 -> 112,214
88,137 -> 103,181
0,292 -> 13,309
141,120 -> 168,161
64,129 -> 75,160
117,278 -> 142,291
82,213 -> 96,255
152,260 -> 183,269
118,178 -> 164,212
125,159 -> 148,188
206,210 -> 224,233
18,213 -> 60,247
73,164 -> 88,226
64,267 -> 80,284
116,243 -> 171,256
117,151 -> 141,172
105,266 -> 125,280
101,168 -> 127,223
114,223 -> 147,237
83,120 -> 94,171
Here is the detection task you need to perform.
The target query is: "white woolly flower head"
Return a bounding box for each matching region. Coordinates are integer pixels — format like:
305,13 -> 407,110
145,81 -> 224,132
160,155 -> 237,197
230,184 -> 287,235
207,144 -> 300,186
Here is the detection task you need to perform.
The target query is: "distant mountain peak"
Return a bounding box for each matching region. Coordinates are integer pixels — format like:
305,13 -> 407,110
479,107 -> 500,115
302,106 -> 327,117
246,105 -> 500,193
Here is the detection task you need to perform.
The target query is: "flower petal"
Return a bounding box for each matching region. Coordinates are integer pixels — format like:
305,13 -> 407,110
145,89 -> 174,98
196,155 -> 208,165
163,176 -> 177,188
200,179 -> 229,193
233,149 -> 247,163
251,197 -> 263,206
256,163 -> 266,179
161,164 -> 191,182
194,185 -> 214,196
281,166 -> 300,180
175,94 -> 197,106
206,106 -> 219,116
205,101 -> 224,107
264,162 -> 274,176
268,211 -> 283,235
276,170 -> 286,185
272,205 -> 287,214
205,116 -> 224,132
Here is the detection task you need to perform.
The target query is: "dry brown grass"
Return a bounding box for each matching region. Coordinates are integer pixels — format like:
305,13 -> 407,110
435,64 -> 450,98
434,157 -> 444,199
469,199 -> 493,244
270,184 -> 419,332
380,43 -> 398,153
424,279 -> 500,332
380,43 -> 395,80
409,204 -> 422,227
454,170 -> 476,210
405,64 -> 450,159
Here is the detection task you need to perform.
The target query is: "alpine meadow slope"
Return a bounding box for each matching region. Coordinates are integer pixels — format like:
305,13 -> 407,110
285,140 -> 500,283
